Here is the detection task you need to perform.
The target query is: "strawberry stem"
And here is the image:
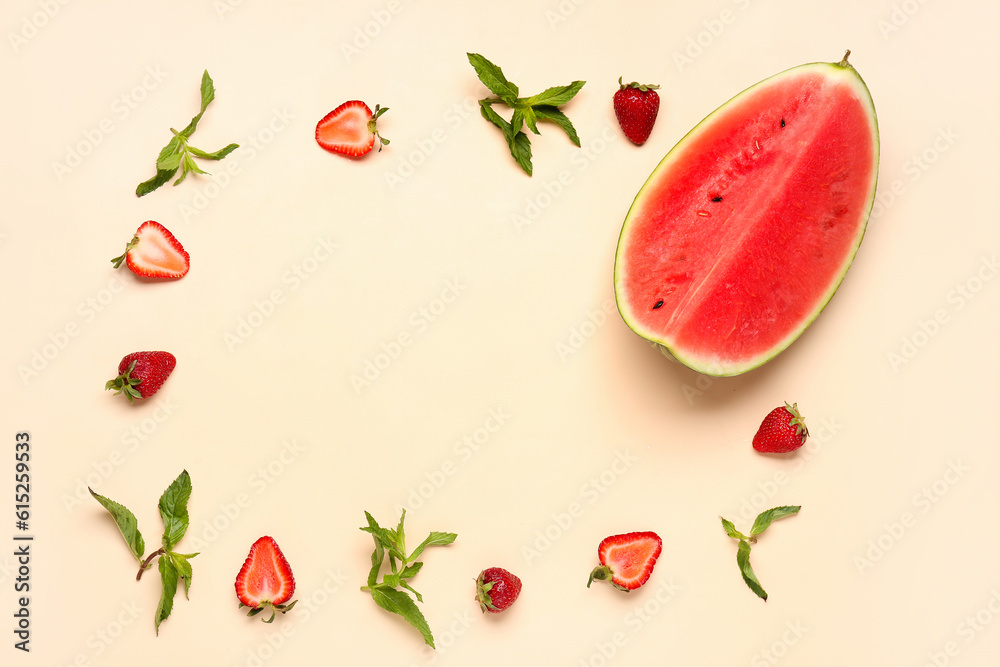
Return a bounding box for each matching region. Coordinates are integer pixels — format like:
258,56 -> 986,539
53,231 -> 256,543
587,564 -> 613,588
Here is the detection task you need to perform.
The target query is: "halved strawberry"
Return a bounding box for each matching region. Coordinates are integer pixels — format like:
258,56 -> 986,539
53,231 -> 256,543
587,531 -> 662,591
111,221 -> 190,279
235,536 -> 297,623
315,101 -> 389,157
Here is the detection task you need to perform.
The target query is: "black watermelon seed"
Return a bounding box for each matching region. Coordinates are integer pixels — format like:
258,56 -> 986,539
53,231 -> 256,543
780,118 -> 786,128
711,195 -> 723,203
652,300 -> 664,310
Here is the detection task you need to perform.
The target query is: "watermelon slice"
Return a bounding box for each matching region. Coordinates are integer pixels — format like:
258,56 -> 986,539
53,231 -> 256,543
614,52 -> 879,377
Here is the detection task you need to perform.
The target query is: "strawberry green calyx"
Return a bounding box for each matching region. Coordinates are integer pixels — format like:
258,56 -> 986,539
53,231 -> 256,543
475,574 -> 498,612
368,104 -> 390,151
105,360 -> 143,403
240,599 -> 298,624
110,235 -> 140,269
784,402 -> 809,438
587,565 -> 627,592
618,77 -> 659,93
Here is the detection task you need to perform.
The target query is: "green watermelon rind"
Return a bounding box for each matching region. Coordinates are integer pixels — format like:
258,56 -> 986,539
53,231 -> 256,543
613,55 -> 880,378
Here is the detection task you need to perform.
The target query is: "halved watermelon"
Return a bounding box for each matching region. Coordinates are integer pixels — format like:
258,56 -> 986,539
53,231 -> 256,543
614,52 -> 879,377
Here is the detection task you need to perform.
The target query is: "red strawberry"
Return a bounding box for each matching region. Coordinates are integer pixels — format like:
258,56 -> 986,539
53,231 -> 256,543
315,101 -> 389,157
235,536 -> 297,623
111,221 -> 190,279
753,402 -> 809,453
476,567 -> 522,614
587,531 -> 662,591
613,78 -> 660,145
105,351 -> 176,403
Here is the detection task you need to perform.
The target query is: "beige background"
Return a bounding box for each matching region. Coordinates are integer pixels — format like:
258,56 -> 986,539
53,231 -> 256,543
3,0 -> 998,665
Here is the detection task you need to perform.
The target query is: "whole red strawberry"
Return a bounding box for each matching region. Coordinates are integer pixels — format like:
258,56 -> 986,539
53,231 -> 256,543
613,78 -> 660,145
752,402 -> 809,453
587,531 -> 662,591
111,221 -> 190,279
476,567 -> 522,613
315,101 -> 389,157
235,536 -> 297,623
105,351 -> 176,403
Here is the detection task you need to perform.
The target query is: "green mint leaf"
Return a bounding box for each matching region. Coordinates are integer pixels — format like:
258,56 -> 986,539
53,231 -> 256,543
361,511 -> 391,544
157,152 -> 183,172
187,143 -> 239,161
199,70 -> 216,113
367,539 -> 385,588
89,488 -> 144,563
362,512 -> 405,562
479,100 -> 512,135
509,108 -> 525,139
395,511 -> 407,555
137,69 -> 235,196
479,99 -> 533,175
525,80 -> 586,107
173,159 -> 192,186
370,587 -> 435,648
183,152 -> 209,177
400,580 -> 423,603
408,531 -> 457,562
522,106 -> 540,135
361,510 -> 384,534
178,70 -> 216,137
532,106 -> 581,146
155,555 -> 179,634
384,528 -> 400,554
155,135 -> 183,171
467,53 -> 519,104
136,168 -> 178,197
721,517 -> 748,541
508,132 -> 532,175
400,561 -> 423,580
170,552 -> 193,599
158,470 -> 192,551
750,505 -> 801,537
736,539 -> 767,601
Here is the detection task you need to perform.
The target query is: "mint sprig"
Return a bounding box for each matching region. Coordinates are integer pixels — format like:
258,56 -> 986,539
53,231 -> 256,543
90,470 -> 198,634
360,510 -> 456,648
136,70 -> 239,197
720,505 -> 800,601
468,53 -> 584,176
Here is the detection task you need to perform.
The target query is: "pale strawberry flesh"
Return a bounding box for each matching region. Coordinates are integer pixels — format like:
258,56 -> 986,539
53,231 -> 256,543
235,536 -> 295,609
315,101 -> 376,157
124,221 -> 189,279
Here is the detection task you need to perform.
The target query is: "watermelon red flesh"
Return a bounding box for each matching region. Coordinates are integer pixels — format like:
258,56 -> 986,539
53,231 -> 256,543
615,58 -> 878,376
